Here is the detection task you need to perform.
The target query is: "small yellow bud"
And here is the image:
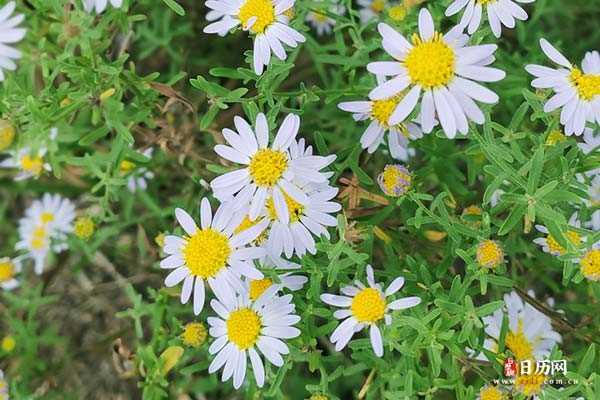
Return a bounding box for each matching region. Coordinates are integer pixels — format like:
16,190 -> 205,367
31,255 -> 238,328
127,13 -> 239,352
373,226 -> 392,244
424,230 -> 447,242
377,164 -> 412,197
0,120 -> 16,151
476,240 -> 504,269
181,322 -> 208,348
1,335 -> 16,352
159,346 -> 184,375
155,232 -> 166,249
60,97 -> 72,107
581,249 -> 600,281
283,7 -> 295,20
74,217 -> 95,240
99,88 -> 116,102
388,5 -> 407,22
545,130 -> 567,145
309,395 -> 328,400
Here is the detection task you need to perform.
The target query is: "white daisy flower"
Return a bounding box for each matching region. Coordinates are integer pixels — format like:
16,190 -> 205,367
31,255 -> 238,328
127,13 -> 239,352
210,113 -> 335,224
367,9 -> 505,138
0,369 -> 8,400
0,146 -> 51,180
0,257 -> 22,291
357,0 -> 386,23
0,1 -> 25,83
445,0 -> 534,38
533,212 -> 583,256
83,0 -> 123,14
472,290 -> 561,362
338,78 -> 425,161
305,1 -> 344,36
526,40 -> 600,136
203,0 -> 305,75
120,148 -> 155,193
244,267 -> 307,301
584,175 -> 600,232
15,195 -> 75,275
320,265 -> 421,357
160,198 -> 268,315
207,284 -> 301,389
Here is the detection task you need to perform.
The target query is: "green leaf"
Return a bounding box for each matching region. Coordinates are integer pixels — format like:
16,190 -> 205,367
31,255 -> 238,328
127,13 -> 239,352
162,0 -> 185,15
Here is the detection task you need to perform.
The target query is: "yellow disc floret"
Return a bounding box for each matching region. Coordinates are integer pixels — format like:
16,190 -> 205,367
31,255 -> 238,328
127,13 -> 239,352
1,336 -> 16,352
370,0 -> 385,13
30,226 -> 48,250
378,164 -> 412,197
41,212 -> 55,225
546,230 -> 581,255
545,130 -> 566,145
249,278 -> 273,300
476,240 -> 504,268
74,217 -> 95,240
505,320 -> 534,361
238,0 -> 276,34
119,160 -> 136,174
309,395 -> 329,400
581,249 -> 600,281
479,386 -> 504,400
181,322 -> 208,347
227,308 -> 262,350
248,148 -> 288,187
388,5 -> 407,22
405,33 -> 456,89
183,229 -> 231,278
0,259 -> 15,283
0,120 -> 15,151
20,154 -> 44,176
351,288 -> 386,323
371,97 -> 400,126
515,369 -> 545,397
266,192 -> 304,223
570,68 -> 600,101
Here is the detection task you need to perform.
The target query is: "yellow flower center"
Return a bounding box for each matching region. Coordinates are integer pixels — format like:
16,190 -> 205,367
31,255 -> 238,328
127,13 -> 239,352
266,192 -> 304,223
515,370 -> 545,396
505,320 -> 534,360
311,11 -> 329,23
238,0 -> 275,34
41,212 -> 55,224
74,217 -> 95,240
351,287 -> 386,323
546,230 -> 581,255
249,278 -> 273,300
370,0 -> 385,13
183,229 -> 231,278
371,97 -> 401,126
545,130 -> 566,145
388,5 -> 407,21
0,260 -> 15,283
476,240 -> 504,268
248,148 -> 288,187
477,0 -> 498,5
20,154 -> 44,176
1,335 -> 16,352
226,307 -> 262,350
405,33 -> 456,89
570,68 -> 600,101
181,322 -> 208,347
379,164 -> 412,196
479,386 -> 504,400
0,121 -> 15,151
581,249 -> 600,281
119,160 -> 136,174
31,226 -> 48,250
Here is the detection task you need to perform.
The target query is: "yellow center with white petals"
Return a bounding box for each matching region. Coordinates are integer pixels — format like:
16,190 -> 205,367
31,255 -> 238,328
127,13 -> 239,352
226,307 -> 262,350
570,68 -> 600,101
181,322 -> 208,347
546,230 -> 581,255
249,278 -> 273,300
505,320 -> 534,360
476,240 -> 504,268
266,192 -> 304,223
20,154 -> 44,176
351,288 -> 386,323
0,260 -> 15,283
248,148 -> 288,187
238,0 -> 275,34
405,33 -> 456,89
0,121 -> 15,151
581,249 -> 600,281
380,165 -> 411,196
183,229 -> 231,278
370,0 -> 385,13
41,212 -> 54,224
371,97 -> 401,126
479,386 -> 504,400
31,226 -> 48,250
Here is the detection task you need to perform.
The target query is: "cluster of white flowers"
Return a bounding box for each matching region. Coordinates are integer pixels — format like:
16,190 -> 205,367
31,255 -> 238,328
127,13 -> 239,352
160,111 -> 422,388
